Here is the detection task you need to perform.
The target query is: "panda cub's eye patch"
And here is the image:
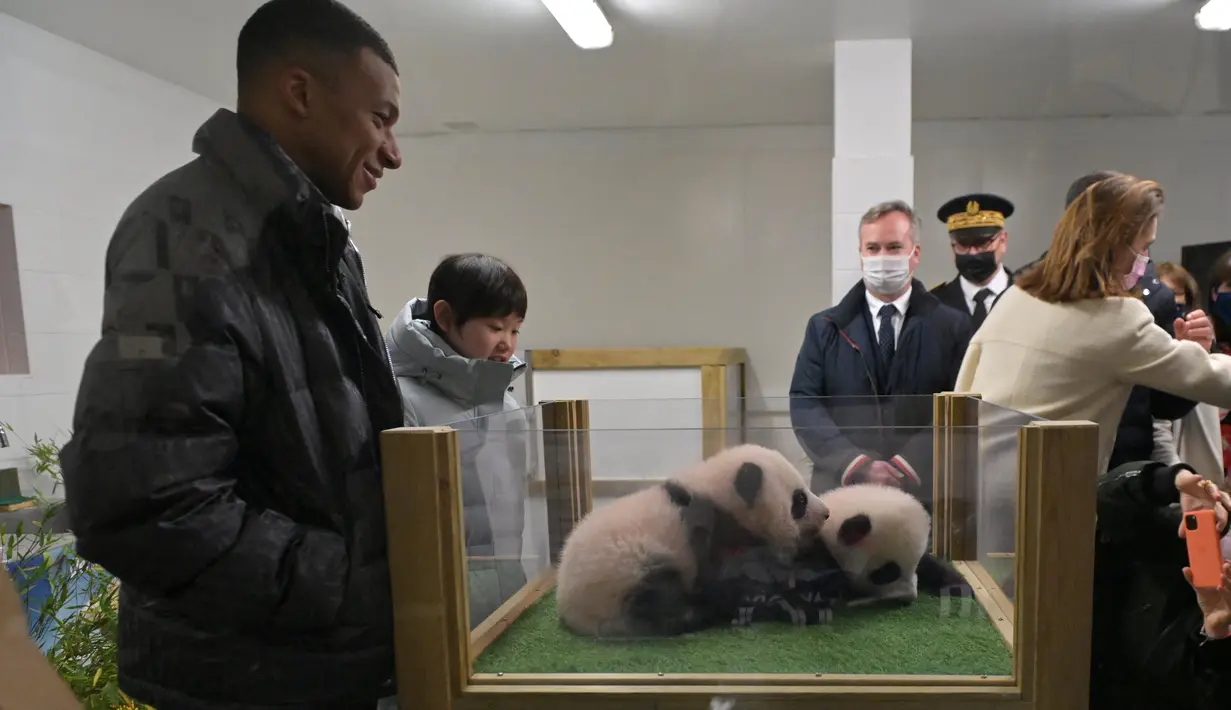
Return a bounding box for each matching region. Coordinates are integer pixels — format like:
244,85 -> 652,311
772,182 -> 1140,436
791,489 -> 808,520
838,513 -> 872,546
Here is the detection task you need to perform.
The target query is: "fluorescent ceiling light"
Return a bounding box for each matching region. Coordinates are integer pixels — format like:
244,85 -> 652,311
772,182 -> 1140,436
541,0 -> 613,49
1196,0 -> 1231,31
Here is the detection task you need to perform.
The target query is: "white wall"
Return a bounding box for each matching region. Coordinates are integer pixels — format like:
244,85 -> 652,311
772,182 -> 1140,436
354,114 -> 1231,404
355,126 -> 834,401
0,13 -> 218,491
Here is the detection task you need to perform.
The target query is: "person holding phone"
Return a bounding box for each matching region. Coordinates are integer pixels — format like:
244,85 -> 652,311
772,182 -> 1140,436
1091,460 -> 1231,710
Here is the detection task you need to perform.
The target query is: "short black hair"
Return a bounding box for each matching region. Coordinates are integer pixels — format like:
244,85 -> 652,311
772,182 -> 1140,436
236,0 -> 397,91
427,254 -> 528,328
1064,170 -> 1121,208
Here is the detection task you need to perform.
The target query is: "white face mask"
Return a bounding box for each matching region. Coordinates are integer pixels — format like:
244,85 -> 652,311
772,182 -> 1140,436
862,255 -> 912,296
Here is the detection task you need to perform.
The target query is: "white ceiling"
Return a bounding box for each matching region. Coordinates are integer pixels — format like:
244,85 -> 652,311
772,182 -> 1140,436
2,0 -> 1229,134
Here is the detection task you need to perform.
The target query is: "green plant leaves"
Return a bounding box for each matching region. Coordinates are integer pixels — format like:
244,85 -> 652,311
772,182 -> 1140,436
2,428 -> 153,709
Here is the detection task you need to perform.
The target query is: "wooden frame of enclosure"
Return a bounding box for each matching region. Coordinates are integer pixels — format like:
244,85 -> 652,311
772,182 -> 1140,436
528,347 -> 746,465
382,392 -> 1099,710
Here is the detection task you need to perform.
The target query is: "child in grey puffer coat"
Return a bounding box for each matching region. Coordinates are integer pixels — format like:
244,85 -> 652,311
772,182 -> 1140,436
384,254 -> 530,628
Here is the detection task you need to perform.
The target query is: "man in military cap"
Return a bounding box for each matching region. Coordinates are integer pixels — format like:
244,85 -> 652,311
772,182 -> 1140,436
930,193 -> 1015,332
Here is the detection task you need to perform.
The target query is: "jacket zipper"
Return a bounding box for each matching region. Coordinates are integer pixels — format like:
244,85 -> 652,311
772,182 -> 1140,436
321,217 -> 384,477
348,239 -> 398,390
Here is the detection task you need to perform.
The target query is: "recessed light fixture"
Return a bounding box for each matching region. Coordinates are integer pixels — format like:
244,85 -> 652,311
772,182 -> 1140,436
540,0 -> 613,49
1196,0 -> 1231,31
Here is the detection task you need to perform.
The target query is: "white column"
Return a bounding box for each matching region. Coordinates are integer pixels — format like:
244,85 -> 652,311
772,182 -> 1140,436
831,39 -> 914,304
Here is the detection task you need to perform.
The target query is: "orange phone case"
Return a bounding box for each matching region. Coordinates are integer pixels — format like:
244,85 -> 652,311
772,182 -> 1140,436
1185,509 -> 1224,589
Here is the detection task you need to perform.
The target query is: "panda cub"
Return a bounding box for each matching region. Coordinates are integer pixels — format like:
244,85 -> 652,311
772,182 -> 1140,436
555,444 -> 831,638
805,483 -> 972,606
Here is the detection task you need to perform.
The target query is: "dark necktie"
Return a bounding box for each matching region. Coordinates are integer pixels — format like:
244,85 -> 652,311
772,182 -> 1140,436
877,305 -> 896,370
972,288 -> 993,330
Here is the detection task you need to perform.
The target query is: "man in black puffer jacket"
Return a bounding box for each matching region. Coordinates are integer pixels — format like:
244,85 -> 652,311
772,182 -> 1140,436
1016,171 -> 1196,471
58,1 -> 406,708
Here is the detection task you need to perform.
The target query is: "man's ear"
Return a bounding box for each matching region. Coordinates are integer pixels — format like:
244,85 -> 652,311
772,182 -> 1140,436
278,67 -> 313,119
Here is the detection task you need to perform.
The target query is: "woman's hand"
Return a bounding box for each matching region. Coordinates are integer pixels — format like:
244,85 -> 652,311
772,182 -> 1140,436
1183,562 -> 1231,640
1175,470 -> 1231,537
1175,309 -> 1215,353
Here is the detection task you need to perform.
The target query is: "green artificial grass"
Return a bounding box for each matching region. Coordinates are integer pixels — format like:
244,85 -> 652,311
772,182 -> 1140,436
475,591 -> 1012,675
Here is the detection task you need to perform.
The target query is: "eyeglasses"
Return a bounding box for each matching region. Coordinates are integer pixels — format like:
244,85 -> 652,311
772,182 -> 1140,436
951,235 -> 1002,255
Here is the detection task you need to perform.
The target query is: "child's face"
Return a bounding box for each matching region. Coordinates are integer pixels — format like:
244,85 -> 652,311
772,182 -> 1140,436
448,315 -> 523,363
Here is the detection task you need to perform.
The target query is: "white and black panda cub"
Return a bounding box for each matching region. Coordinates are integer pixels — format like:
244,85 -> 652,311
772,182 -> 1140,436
555,444 -> 832,638
801,483 -> 971,606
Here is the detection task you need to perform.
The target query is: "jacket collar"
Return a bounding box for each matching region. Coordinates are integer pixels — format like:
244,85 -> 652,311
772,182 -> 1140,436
832,278 -> 939,328
384,298 -> 526,406
1015,252 -> 1045,278
191,109 -> 350,270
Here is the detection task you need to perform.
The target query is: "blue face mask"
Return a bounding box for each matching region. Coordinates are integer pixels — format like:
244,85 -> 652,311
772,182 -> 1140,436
1213,292 -> 1231,326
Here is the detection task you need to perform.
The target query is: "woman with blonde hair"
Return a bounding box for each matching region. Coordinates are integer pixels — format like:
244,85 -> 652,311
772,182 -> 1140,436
957,173 -> 1231,710
1152,261 -> 1225,485
956,173 -> 1231,474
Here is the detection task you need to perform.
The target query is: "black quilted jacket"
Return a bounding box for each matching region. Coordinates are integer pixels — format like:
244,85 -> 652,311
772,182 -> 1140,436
59,109 -> 405,710
1091,460 -> 1231,710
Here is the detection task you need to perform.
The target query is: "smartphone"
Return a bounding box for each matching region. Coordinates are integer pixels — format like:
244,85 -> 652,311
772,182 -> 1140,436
1185,509 -> 1224,589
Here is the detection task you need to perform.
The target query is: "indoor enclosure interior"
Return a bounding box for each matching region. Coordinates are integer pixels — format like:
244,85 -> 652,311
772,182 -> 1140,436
2,1 -> 1231,710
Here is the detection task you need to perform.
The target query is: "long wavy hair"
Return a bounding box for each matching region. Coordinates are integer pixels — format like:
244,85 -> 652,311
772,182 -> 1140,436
1016,174 -> 1164,303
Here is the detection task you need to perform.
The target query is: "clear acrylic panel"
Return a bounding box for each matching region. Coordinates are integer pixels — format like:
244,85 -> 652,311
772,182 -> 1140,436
444,395 -> 1031,677
450,405 -> 548,631
969,399 -> 1042,603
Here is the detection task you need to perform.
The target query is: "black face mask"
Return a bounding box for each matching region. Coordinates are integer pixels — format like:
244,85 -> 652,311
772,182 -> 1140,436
955,251 -> 999,284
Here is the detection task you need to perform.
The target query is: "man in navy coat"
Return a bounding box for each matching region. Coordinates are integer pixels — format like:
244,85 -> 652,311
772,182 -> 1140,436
789,200 -> 972,510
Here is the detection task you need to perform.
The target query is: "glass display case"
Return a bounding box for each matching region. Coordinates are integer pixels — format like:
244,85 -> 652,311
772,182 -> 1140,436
380,393 -> 1098,710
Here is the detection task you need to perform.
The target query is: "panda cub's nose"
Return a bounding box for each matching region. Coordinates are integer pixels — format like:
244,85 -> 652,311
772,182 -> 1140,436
816,501 -> 830,521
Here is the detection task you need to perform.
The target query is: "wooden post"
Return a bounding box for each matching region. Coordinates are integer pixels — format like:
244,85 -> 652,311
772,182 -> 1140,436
541,400 -> 591,565
931,393 -> 951,558
382,426 -> 469,710
700,364 -> 728,457
574,400 -> 594,518
945,393 -> 982,561
1014,420 -> 1098,710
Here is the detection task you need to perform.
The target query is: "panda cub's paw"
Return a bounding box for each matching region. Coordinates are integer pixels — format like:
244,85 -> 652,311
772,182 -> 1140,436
916,553 -> 974,597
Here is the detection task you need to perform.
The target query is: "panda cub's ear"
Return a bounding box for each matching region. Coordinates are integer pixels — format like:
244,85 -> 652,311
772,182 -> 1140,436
663,480 -> 692,507
734,462 -> 763,507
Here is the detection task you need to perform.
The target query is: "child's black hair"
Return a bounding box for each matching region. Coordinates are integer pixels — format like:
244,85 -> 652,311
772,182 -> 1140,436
427,253 -> 527,329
